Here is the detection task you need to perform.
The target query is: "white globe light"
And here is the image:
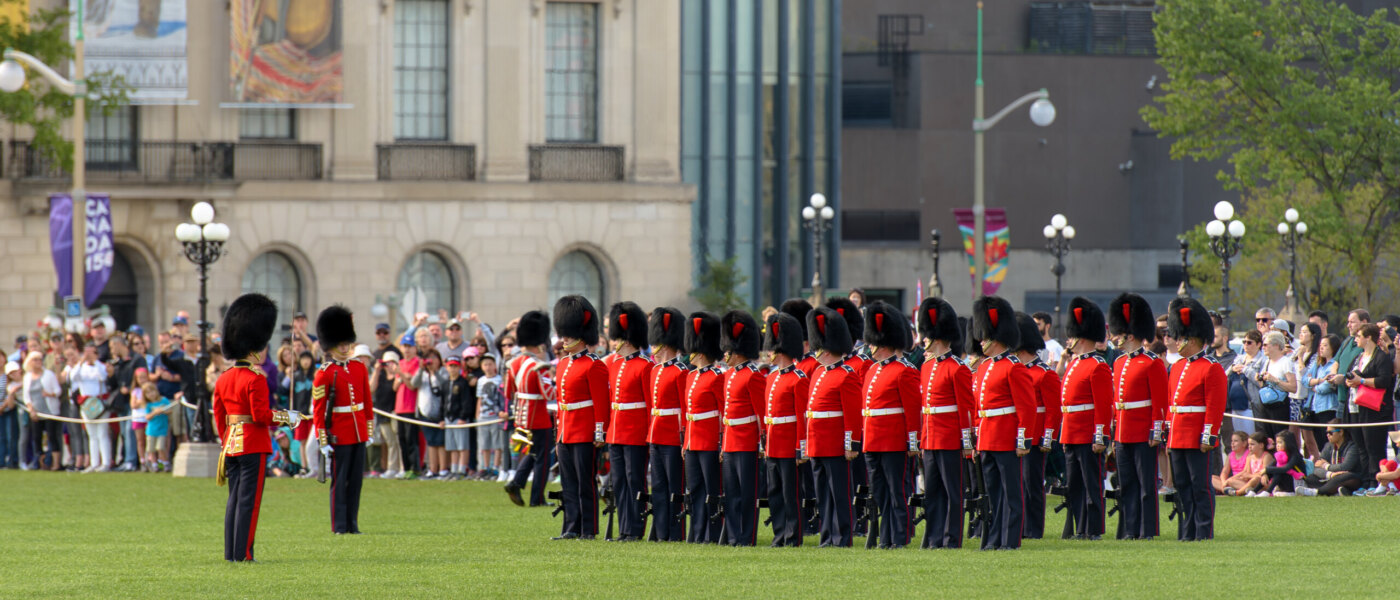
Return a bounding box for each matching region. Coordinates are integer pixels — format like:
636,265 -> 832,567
1043,225 -> 1057,239
1206,219 -> 1226,238
802,206 -> 816,220
1277,222 -> 1289,235
1296,222 -> 1307,235
370,303 -> 389,319
1050,213 -> 1067,230
1228,219 -> 1246,238
1213,201 -> 1234,221
204,222 -> 230,242
175,223 -> 200,242
1062,225 -> 1076,240
1029,98 -> 1056,127
0,60 -> 26,93
819,206 -> 834,220
1284,208 -> 1299,223
191,201 -> 215,225
810,193 -> 827,209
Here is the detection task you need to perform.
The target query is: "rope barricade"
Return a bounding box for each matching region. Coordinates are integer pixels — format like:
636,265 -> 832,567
27,410 -> 135,425
371,408 -> 505,430
1228,412 -> 1400,428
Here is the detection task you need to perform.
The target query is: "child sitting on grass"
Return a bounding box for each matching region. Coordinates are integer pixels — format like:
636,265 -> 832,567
144,382 -> 174,472
1213,431 -> 1249,495
1223,432 -> 1273,496
1263,432 -> 1306,496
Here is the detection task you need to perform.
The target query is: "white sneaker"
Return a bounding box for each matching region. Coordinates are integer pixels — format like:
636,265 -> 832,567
381,470 -> 397,479
1272,490 -> 1294,497
94,465 -> 110,473
1158,485 -> 1175,495
1297,486 -> 1318,496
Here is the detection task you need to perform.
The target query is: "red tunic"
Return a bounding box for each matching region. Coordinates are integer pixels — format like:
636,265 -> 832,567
606,352 -> 653,446
647,358 -> 689,447
683,366 -> 724,452
973,354 -> 1036,452
721,362 -> 766,453
796,354 -> 820,379
1113,349 -> 1170,444
312,360 -> 372,446
214,364 -> 274,456
1058,353 -> 1114,445
861,356 -> 921,453
1167,351 -> 1227,449
764,365 -> 809,459
1028,359 -> 1062,446
505,353 -> 554,431
805,362 -> 861,458
555,352 -> 611,444
919,353 -> 974,451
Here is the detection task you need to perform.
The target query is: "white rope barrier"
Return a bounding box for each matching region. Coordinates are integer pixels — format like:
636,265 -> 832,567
372,408 -> 505,430
27,410 -> 135,425
1228,412 -> 1400,428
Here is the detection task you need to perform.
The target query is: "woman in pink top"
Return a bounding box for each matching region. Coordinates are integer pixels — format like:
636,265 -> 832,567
394,333 -> 424,476
1213,431 -> 1250,495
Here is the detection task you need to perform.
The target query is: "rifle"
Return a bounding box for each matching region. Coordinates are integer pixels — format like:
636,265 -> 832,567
707,493 -> 724,525
759,497 -> 772,526
909,492 -> 927,527
1165,491 -> 1183,522
1050,484 -> 1070,513
602,484 -> 618,541
965,455 -> 992,539
548,490 -> 565,518
318,370 -> 337,484
639,491 -> 656,541
853,484 -> 875,547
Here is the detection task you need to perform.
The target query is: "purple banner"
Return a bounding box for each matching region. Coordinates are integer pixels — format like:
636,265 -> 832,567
49,193 -> 114,308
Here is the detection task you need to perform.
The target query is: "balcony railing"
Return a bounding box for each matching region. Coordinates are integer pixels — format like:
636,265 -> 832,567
529,144 -> 625,182
377,143 -> 476,181
6,140 -> 322,182
234,142 -> 323,180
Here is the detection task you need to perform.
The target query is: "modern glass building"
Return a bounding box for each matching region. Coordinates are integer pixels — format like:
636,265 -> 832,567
682,0 -> 842,308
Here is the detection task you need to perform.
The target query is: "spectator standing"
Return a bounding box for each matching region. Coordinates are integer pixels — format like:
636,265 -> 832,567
274,346 -> 296,409
22,352 -> 62,471
129,368 -> 150,470
1342,324 -> 1394,492
1330,310 -> 1369,421
1256,331 -> 1297,443
153,335 -> 190,444
90,320 -> 112,363
1254,307 -> 1277,337
1291,323 -> 1321,458
1299,422 -> 1361,496
1032,312 -> 1064,366
436,318 -> 470,362
69,345 -> 112,472
1229,330 -> 1267,435
395,334 -> 424,476
143,379 -> 174,471
1304,335 -> 1343,454
369,351 -> 403,478
108,336 -> 140,471
443,355 -> 475,479
476,354 -> 506,480
410,348 -> 449,479
0,361 -> 17,468
1308,311 -> 1329,338
371,322 -> 400,363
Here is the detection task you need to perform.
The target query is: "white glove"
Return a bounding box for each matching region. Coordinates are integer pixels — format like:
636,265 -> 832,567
286,411 -> 302,428
320,444 -> 333,460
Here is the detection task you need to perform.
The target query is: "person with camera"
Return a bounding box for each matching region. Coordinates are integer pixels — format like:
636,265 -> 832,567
1228,330 -> 1267,437
1255,332 -> 1297,443
69,344 -> 112,472
1341,324 -> 1394,493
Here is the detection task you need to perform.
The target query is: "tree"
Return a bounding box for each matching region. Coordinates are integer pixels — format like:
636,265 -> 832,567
690,255 -> 749,315
1143,0 -> 1400,310
0,0 -> 129,171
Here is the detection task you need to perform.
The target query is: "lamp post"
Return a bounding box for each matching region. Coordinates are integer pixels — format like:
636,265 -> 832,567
175,202 -> 230,444
1177,235 -> 1191,298
971,1 -> 1056,302
802,193 -> 835,304
1042,213 -> 1074,338
1277,208 -> 1307,313
928,228 -> 943,298
1206,201 -> 1246,328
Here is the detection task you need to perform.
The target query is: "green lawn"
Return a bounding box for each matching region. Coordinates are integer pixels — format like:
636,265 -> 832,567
1,471 -> 1396,599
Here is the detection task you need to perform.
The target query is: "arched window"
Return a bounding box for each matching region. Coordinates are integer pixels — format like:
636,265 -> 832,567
548,250 -> 604,311
397,250 -> 456,329
241,252 -> 302,329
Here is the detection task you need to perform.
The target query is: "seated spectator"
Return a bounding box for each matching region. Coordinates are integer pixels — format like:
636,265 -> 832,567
1299,422 -> 1361,496
1213,431 -> 1250,495
1230,432 -> 1274,497
1371,459 -> 1399,496
1263,432 -> 1305,496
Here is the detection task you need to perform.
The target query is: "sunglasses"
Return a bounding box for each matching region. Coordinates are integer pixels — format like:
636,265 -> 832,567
1242,340 -> 1257,345
1256,318 -> 1272,323
500,343 -> 516,348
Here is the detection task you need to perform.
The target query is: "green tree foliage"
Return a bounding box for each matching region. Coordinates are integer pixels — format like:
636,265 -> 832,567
1144,0 -> 1400,310
690,256 -> 749,315
0,0 -> 129,171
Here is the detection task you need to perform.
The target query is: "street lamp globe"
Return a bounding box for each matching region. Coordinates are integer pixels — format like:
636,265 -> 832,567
204,222 -> 230,242
1050,213 -> 1067,230
1228,220 -> 1246,238
1029,98 -> 1056,127
1213,201 -> 1234,221
0,60 -> 25,93
819,206 -> 834,221
1277,222 -> 1289,235
1285,208 -> 1299,223
1296,222 -> 1307,235
1043,224 -> 1057,239
1062,225 -> 1076,240
1206,219 -> 1226,238
370,303 -> 389,319
810,193 -> 826,209
802,206 -> 816,220
175,223 -> 201,243
191,201 -> 215,225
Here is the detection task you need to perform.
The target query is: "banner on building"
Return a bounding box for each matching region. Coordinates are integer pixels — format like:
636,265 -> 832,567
230,0 -> 342,103
953,208 -> 1010,297
73,0 -> 188,100
49,193 -> 114,308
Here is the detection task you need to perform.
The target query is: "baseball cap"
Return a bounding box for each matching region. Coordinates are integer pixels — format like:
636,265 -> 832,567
464,346 -> 482,358
14,335 -> 26,344
293,311 -> 308,320
375,322 -> 391,332
1272,319 -> 1292,335
400,334 -> 416,346
351,344 -> 373,360
4,361 -> 18,374
381,350 -> 401,363
127,325 -> 145,336
444,356 -> 462,366
446,319 -> 462,330
172,316 -> 189,325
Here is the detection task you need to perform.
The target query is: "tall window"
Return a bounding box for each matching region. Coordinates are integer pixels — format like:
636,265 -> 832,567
394,0 -> 450,140
241,252 -> 303,329
86,107 -> 138,169
240,108 -> 296,140
545,2 -> 598,142
547,250 -> 604,312
397,251 -> 456,329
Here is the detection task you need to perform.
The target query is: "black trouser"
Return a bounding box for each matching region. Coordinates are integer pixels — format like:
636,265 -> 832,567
1061,443 -> 1105,539
921,449 -> 964,549
685,449 -> 722,543
813,455 -> 853,547
557,442 -> 598,537
1115,441 -> 1159,539
1259,401 -> 1290,442
330,443 -> 366,534
721,450 -> 760,546
224,453 -> 266,561
511,427 -> 555,506
609,443 -> 648,539
1021,447 -> 1047,539
649,444 -> 684,541
467,428 -> 479,471
799,460 -> 818,534
850,442 -> 867,535
980,450 -> 1022,550
1264,466 -> 1298,493
864,450 -> 911,547
765,456 -> 803,547
395,414 -> 418,472
1169,448 -> 1213,541
1358,406 -> 1391,487
1304,471 -> 1361,496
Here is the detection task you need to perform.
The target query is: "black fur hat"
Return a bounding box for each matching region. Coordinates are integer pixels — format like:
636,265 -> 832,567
516,310 -> 551,348
1065,297 -> 1107,343
1109,293 -> 1157,341
961,316 -> 981,358
648,307 -> 685,350
765,313 -> 805,360
721,310 -> 761,359
780,298 -> 814,337
1015,312 -> 1045,353
553,295 -> 600,346
1168,297 -> 1215,344
826,297 -> 864,341
863,301 -> 910,350
315,305 -> 356,351
607,302 -> 649,349
221,293 -> 278,360
917,297 -> 961,345
807,306 -> 854,357
685,312 -> 723,361
971,296 -> 1020,350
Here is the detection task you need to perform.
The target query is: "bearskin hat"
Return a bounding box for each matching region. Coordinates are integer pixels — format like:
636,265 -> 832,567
648,307 -> 685,350
1015,312 -> 1045,354
917,297 -> 961,345
607,301 -> 649,349
685,312 -> 723,361
1065,297 -> 1107,343
780,298 -> 814,337
315,305 -> 356,351
553,295 -> 600,346
765,313 -> 805,360
1108,293 -> 1157,342
826,297 -> 864,341
807,306 -> 854,357
221,293 -> 278,360
516,310 -> 551,348
721,310 -> 761,359
863,301 -> 910,350
971,296 -> 1019,350
961,316 -> 981,358
1168,297 -> 1215,344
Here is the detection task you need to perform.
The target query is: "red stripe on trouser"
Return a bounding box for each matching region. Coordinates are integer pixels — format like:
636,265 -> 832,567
750,457 -> 759,546
902,459 -> 911,545
590,446 -> 599,536
1094,454 -> 1105,533
1015,455 -> 1024,545
247,459 -> 266,561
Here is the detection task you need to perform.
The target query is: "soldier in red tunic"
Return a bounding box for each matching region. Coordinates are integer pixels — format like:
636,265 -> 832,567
781,299 -> 819,378
215,293 -> 301,561
915,297 -> 973,549
780,298 -> 819,535
683,312 -> 725,543
312,306 -> 373,535
647,307 -> 689,541
605,302 -> 653,541
551,296 -> 611,540
859,301 -> 921,549
504,311 -> 554,507
827,297 -> 872,533
1166,297 -> 1227,541
719,311 -> 765,546
763,312 -> 809,547
970,296 -> 1036,550
1057,297 -> 1112,540
1108,292 -> 1169,540
1012,312 -> 1060,539
805,306 -> 862,547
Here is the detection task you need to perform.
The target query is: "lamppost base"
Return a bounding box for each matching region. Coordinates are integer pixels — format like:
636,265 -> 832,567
171,442 -> 221,478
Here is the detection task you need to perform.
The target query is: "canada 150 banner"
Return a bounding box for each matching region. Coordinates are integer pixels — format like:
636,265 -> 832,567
73,0 -> 188,99
954,208 -> 1010,297
230,0 -> 342,103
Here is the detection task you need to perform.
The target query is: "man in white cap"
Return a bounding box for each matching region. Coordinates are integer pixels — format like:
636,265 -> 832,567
1,361 -> 21,469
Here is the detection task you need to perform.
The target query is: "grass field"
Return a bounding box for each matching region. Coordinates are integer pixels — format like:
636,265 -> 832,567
2,472 -> 1397,599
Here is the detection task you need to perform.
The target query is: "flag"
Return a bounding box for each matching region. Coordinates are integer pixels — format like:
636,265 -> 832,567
49,193 -> 114,307
953,208 -> 1010,296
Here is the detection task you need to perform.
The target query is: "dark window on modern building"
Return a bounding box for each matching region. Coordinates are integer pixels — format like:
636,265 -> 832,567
841,210 -> 920,242
1158,263 -> 1184,289
546,2 -> 599,143
842,82 -> 892,127
86,107 -> 138,169
1028,1 -> 1156,55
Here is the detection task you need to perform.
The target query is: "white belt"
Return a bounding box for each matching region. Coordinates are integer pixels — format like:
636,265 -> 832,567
652,408 -> 681,417
765,415 -> 797,424
1171,405 -> 1206,414
547,403 -> 558,411
331,403 -> 363,414
517,393 -> 544,400
1036,407 -> 1047,414
1117,400 -> 1153,410
724,415 -> 758,426
687,410 -> 719,421
922,405 -> 958,415
1063,404 -> 1095,414
978,407 -> 1015,418
559,400 -> 594,411
808,411 -> 844,419
614,402 -> 646,411
862,407 -> 904,417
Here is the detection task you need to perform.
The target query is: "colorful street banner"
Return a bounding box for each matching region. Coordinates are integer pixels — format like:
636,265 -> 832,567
49,193 -> 114,308
953,208 -> 1010,296
230,0 -> 343,103
73,0 -> 188,100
